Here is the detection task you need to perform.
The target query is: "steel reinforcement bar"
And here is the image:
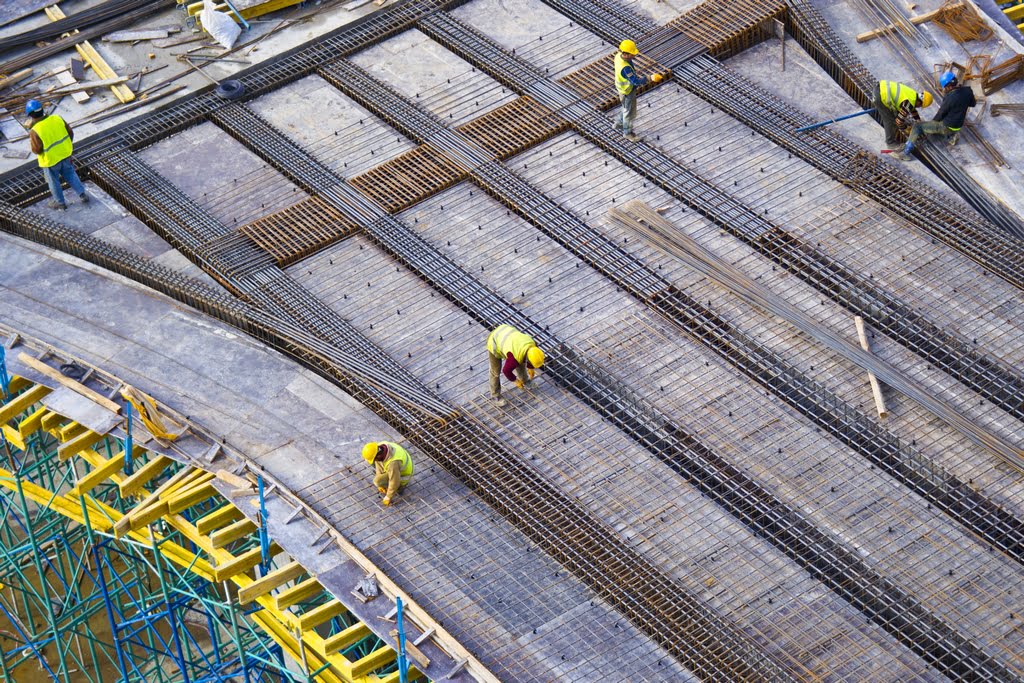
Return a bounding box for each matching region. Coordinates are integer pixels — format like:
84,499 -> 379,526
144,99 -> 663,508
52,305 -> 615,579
418,11 -> 1024,434
208,102 -> 1020,682
0,0 -> 472,207
73,143 -> 789,678
315,58 -> 1024,569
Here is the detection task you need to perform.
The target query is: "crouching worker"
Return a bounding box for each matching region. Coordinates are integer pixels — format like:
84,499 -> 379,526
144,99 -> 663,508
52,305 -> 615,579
487,324 -> 545,407
362,441 -> 413,507
894,71 -> 976,161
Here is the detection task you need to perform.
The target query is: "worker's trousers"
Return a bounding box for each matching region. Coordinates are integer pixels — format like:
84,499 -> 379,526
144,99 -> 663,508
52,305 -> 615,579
489,352 -> 527,398
617,91 -> 637,134
908,120 -> 953,146
41,158 -> 85,207
872,93 -> 902,147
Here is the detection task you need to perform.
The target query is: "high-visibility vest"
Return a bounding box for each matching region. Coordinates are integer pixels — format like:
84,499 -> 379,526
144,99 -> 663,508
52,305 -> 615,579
381,443 -> 413,486
614,52 -> 634,96
487,325 -> 535,364
878,81 -> 917,113
32,115 -> 73,168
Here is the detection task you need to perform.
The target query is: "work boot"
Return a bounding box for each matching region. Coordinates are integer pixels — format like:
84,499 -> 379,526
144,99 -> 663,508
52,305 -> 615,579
47,199 -> 66,210
494,397 -> 507,408
624,132 -> 641,142
948,132 -> 959,147
79,192 -> 90,203
890,151 -> 913,161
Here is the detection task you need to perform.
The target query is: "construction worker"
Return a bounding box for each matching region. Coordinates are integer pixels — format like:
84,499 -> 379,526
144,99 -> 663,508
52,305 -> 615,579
362,441 -> 413,507
26,99 -> 89,210
614,39 -> 664,142
487,324 -> 545,407
873,80 -> 932,150
893,71 -> 976,161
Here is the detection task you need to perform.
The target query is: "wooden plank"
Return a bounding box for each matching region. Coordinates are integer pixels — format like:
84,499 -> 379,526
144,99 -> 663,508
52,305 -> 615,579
0,384 -> 51,424
46,77 -> 129,95
17,353 -> 121,414
102,29 -> 170,43
72,454 -> 126,495
44,4 -> 134,103
213,543 -> 279,582
166,480 -> 217,513
196,504 -> 245,535
323,622 -> 371,654
0,69 -> 34,90
238,560 -> 304,605
210,517 -> 258,549
51,66 -> 90,104
118,454 -> 172,497
390,630 -> 430,669
296,599 -> 346,631
856,2 -> 962,42
275,576 -> 323,610
57,427 -> 103,460
855,317 -> 889,419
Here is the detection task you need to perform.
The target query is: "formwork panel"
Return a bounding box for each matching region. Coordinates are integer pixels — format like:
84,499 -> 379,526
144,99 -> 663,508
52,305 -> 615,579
351,29 -> 518,127
248,74 -> 419,179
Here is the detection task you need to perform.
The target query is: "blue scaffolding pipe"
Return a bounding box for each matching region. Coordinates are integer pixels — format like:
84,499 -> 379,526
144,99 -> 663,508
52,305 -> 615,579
794,108 -> 876,132
123,402 -> 134,475
0,345 -> 10,399
257,475 -> 270,576
396,597 -> 410,683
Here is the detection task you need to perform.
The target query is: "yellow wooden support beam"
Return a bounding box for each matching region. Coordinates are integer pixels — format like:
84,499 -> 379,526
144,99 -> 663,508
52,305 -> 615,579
210,517 -> 258,549
1,425 -> 23,451
7,376 -> 31,395
0,384 -> 50,424
185,0 -> 304,21
351,642 -> 396,677
118,455 -> 172,497
196,504 -> 245,535
72,453 -> 126,495
213,543 -> 280,583
1005,3 -> 1024,21
298,600 -> 347,632
58,427 -> 104,460
20,405 -> 48,437
276,576 -> 323,610
379,667 -> 424,683
41,410 -> 64,434
238,560 -> 304,605
57,421 -> 87,443
44,5 -> 134,103
166,480 -> 218,513
323,623 -> 371,655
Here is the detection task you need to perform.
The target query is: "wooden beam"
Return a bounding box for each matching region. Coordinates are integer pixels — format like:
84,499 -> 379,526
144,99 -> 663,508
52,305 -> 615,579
855,317 -> 889,419
44,4 -> 134,103
72,454 -> 125,495
18,353 -> 121,414
0,384 -> 51,424
213,543 -> 279,582
275,577 -> 323,610
210,517 -> 257,549
237,560 -> 304,605
296,599 -> 346,631
196,504 -> 245,535
118,454 -> 172,497
856,2 -> 963,42
57,427 -> 103,460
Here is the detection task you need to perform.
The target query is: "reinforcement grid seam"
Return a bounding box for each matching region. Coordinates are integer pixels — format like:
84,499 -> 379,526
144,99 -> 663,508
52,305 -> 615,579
71,141 -> 785,678
207,103 -> 1020,682
416,10 -> 1024,445
318,45 -> 1024,589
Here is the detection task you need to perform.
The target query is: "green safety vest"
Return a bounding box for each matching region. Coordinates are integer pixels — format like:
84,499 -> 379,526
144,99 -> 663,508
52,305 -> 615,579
614,52 -> 634,96
487,325 -> 535,364
878,81 -> 917,113
32,115 -> 73,168
381,443 -> 413,487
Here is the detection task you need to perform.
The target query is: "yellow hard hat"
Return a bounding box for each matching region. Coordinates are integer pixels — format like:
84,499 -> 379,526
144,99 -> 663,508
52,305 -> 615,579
920,91 -> 933,108
362,442 -> 378,463
619,39 -> 639,55
527,346 -> 545,369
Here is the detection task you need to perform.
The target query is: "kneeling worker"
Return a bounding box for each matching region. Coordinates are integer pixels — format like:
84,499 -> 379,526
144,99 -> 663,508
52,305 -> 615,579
873,80 -> 932,150
893,71 -> 976,161
487,324 -> 545,407
362,441 -> 413,507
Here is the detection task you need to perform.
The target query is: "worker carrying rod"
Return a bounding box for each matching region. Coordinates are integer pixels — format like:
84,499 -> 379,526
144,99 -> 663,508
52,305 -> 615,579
26,99 -> 90,210
892,71 -> 976,161
362,441 -> 413,507
872,79 -> 932,152
614,39 -> 664,142
487,324 -> 545,407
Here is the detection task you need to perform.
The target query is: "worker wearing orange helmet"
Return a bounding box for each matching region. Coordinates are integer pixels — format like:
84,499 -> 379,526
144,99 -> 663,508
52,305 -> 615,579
873,80 -> 932,150
487,324 -> 545,407
362,441 -> 413,507
614,39 -> 665,142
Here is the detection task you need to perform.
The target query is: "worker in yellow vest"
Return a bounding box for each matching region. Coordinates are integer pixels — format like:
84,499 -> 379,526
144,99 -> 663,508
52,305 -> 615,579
614,40 -> 664,142
362,441 -> 413,507
872,81 -> 932,150
487,324 -> 545,407
26,100 -> 89,210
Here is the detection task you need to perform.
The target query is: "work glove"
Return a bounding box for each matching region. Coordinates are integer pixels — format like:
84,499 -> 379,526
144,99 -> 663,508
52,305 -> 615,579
382,497 -> 392,507
378,487 -> 387,495
515,379 -> 525,390
528,367 -> 536,380
651,73 -> 664,83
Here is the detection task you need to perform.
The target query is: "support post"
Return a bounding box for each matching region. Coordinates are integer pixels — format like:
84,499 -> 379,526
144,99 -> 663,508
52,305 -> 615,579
396,597 -> 410,683
123,402 -> 134,475
0,346 -> 9,399
257,475 -> 270,576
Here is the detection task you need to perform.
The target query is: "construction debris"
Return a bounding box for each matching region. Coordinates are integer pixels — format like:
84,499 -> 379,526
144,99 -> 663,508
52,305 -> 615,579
102,29 -> 171,42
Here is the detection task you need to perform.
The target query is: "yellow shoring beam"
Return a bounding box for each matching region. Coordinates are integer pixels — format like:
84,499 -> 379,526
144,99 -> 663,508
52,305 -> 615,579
0,384 -> 50,424
238,560 -> 304,605
119,454 -> 173,496
166,479 -> 218,513
211,517 -> 259,549
44,4 -> 134,102
275,576 -> 323,609
196,504 -> 245,535
58,427 -> 104,460
298,600 -> 346,631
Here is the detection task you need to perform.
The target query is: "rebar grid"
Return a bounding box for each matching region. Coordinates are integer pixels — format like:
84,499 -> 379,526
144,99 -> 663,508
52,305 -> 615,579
512,131 -> 1024,521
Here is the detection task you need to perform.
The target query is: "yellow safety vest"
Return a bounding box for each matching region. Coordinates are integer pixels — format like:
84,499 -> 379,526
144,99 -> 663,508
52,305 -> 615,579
487,325 -> 536,364
614,52 -> 634,96
32,115 -> 73,168
381,443 -> 413,486
878,81 -> 917,113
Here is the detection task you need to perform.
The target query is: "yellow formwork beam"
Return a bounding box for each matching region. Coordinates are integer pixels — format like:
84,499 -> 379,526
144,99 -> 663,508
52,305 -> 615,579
0,384 -> 50,424
185,0 -> 305,22
57,421 -> 87,443
276,576 -> 323,610
1005,3 -> 1024,21
351,642 -> 396,678
298,600 -> 347,632
7,376 -> 31,395
119,455 -> 173,497
210,517 -> 258,549
197,504 -> 245,535
58,427 -> 104,460
167,481 -> 218,513
214,542 -> 280,582
238,560 -> 304,605
44,5 -> 134,103
41,410 -> 64,435
1,405 -> 48,450
72,453 -> 126,495
323,623 -> 371,654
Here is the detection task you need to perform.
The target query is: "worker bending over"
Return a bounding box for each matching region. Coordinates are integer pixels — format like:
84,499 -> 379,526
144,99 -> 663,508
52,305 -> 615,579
614,39 -> 664,142
872,80 -> 932,150
362,441 -> 413,507
26,99 -> 90,210
487,324 -> 545,407
893,71 -> 976,161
